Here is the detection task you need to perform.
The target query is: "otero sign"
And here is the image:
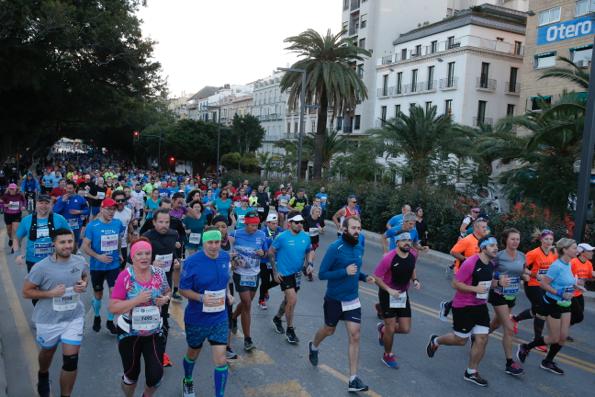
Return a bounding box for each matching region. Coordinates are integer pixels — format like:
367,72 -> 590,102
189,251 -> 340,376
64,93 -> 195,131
537,14 -> 595,45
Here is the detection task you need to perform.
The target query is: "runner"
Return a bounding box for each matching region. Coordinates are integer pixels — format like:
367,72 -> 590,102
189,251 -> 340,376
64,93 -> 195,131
22,228 -> 88,397
517,238 -> 579,375
308,216 -> 374,392
21,171 -> 41,212
511,229 -> 557,352
2,182 -> 26,251
258,213 -> 283,310
81,197 -> 124,334
276,187 -> 291,227
315,186 -> 329,220
332,195 -> 360,237
305,205 -> 324,281
88,177 -> 108,219
112,190 -> 134,268
385,204 -> 411,231
426,236 -> 499,387
129,183 -> 146,220
145,189 -> 161,222
53,180 -> 90,249
382,212 -> 427,254
373,232 -> 421,369
229,211 -> 268,351
179,227 -> 232,397
570,243 -> 594,330
459,207 -> 481,238
288,188 -> 309,215
270,211 -> 315,344
183,200 -> 209,256
255,184 -> 270,223
109,237 -> 171,397
487,228 -> 528,376
214,190 -> 233,224
230,196 -> 251,230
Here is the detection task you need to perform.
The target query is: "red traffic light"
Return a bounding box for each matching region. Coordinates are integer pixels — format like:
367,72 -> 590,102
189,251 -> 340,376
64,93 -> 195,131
169,156 -> 175,163
133,131 -> 140,137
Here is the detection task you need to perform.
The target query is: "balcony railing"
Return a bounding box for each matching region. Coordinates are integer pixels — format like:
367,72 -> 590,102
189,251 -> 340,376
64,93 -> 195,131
350,0 -> 360,11
476,77 -> 496,92
439,77 -> 458,90
377,86 -> 397,98
473,117 -> 493,127
505,82 -> 521,95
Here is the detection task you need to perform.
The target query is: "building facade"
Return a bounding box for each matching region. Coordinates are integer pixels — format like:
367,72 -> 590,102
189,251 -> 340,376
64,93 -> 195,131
374,4 -> 526,128
519,0 -> 594,113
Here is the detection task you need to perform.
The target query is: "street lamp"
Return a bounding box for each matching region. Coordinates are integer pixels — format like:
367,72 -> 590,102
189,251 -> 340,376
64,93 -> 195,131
202,104 -> 222,175
278,67 -> 307,180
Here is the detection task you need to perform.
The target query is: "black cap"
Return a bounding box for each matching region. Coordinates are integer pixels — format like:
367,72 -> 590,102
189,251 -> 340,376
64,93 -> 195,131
37,194 -> 51,202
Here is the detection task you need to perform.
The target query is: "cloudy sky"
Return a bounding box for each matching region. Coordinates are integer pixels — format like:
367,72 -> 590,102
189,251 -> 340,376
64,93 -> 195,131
137,0 -> 342,98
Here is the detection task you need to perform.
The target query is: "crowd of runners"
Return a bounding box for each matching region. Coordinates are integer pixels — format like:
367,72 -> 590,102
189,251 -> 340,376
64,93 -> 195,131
2,153 -> 593,396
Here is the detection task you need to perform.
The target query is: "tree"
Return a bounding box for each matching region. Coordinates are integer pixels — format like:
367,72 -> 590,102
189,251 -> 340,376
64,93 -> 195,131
332,139 -> 382,182
230,114 -> 265,155
280,29 -> 370,179
302,129 -> 347,176
539,56 -> 590,90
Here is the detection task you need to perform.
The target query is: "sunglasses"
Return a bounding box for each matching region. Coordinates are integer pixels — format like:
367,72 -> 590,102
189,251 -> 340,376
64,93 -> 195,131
115,199 -> 126,203
291,220 -> 305,225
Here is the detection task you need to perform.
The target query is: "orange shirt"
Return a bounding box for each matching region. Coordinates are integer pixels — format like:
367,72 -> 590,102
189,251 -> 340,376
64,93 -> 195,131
525,247 -> 557,287
450,234 -> 479,272
571,257 -> 594,297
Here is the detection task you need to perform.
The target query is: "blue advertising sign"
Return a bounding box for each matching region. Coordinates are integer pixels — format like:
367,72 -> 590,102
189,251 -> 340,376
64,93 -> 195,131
537,14 -> 595,45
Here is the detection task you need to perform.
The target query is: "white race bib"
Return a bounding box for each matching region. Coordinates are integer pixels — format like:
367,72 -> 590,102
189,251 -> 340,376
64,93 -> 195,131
237,214 -> 245,224
100,234 -> 118,253
52,287 -> 79,312
36,227 -> 50,239
257,207 -> 265,213
96,192 -> 106,200
239,274 -> 257,287
155,254 -> 173,272
131,306 -> 161,331
308,227 -> 319,237
8,201 -> 20,211
476,281 -> 492,299
341,298 -> 361,312
189,233 -> 201,245
34,242 -> 53,256
202,289 -> 226,313
538,268 -> 548,275
389,291 -> 407,308
68,217 -> 80,229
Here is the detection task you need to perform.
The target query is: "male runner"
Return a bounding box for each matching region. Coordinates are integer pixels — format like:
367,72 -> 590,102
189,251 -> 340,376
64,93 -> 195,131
112,190 -> 134,268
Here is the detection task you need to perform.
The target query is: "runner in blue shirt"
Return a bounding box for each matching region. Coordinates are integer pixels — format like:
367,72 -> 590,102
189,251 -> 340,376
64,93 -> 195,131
258,213 -> 283,309
230,197 -> 251,230
52,180 -> 90,248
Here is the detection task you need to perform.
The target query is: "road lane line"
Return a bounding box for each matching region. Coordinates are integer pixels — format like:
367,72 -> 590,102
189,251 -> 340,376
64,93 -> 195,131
319,364 -> 382,397
0,230 -> 38,395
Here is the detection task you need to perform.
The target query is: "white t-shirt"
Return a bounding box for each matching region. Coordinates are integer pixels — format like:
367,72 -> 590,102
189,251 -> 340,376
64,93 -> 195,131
130,190 -> 146,210
114,207 -> 133,248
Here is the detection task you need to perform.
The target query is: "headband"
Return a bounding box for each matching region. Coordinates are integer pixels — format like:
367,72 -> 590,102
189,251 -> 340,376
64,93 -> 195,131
479,237 -> 498,250
203,230 -> 222,242
244,216 -> 260,225
540,229 -> 554,239
130,240 -> 152,259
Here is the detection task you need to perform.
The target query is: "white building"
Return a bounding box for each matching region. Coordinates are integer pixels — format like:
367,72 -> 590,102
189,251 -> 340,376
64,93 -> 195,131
186,86 -> 218,120
339,0 -> 528,134
374,3 -> 526,129
198,84 -> 253,122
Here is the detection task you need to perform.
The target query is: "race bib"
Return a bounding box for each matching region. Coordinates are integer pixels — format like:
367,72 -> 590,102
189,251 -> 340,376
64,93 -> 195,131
100,234 -> 118,253
155,254 -> 173,272
131,306 -> 161,331
389,291 -> 407,308
476,281 -> 492,300
52,287 -> 79,312
538,268 -> 548,276
239,275 -> 257,287
257,207 -> 265,213
68,217 -> 80,229
34,242 -> 53,256
8,201 -> 20,211
295,272 -> 302,289
308,227 -> 319,237
96,192 -> 106,200
341,298 -> 361,312
502,276 -> 520,299
557,286 -> 575,307
36,227 -> 50,239
237,214 -> 245,224
202,289 -> 226,313
279,199 -> 288,207
189,233 -> 201,245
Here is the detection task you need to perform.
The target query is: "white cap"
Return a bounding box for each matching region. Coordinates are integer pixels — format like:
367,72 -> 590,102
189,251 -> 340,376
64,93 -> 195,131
288,214 -> 305,222
577,243 -> 595,253
266,213 -> 278,222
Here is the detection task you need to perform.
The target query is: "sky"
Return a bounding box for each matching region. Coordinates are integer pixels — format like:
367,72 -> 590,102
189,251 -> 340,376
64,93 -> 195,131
137,0 -> 343,98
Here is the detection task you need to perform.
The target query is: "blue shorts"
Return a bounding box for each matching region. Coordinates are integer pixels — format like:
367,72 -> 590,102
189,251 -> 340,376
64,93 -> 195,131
185,321 -> 228,349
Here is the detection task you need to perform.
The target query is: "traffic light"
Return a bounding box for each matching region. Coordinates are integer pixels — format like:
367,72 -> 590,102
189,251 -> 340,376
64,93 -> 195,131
168,156 -> 175,164
132,130 -> 140,142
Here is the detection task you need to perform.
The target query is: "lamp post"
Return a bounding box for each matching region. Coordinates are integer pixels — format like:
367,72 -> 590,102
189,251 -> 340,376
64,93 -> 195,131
573,34 -> 595,241
278,67 -> 307,180
203,104 -> 222,175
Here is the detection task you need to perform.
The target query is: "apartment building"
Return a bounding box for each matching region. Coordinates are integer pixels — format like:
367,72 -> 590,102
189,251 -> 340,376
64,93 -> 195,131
519,0 -> 594,112
374,4 -> 526,128
219,95 -> 253,126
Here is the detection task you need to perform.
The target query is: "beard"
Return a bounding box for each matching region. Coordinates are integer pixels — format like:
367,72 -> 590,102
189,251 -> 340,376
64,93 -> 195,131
399,245 -> 411,252
343,232 -> 359,245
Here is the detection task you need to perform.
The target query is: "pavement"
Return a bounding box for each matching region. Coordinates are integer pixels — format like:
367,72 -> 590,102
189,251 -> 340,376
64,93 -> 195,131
1,222 -> 595,396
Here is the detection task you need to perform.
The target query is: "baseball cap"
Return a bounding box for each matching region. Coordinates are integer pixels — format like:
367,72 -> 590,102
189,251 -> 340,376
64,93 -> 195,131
37,194 -> 51,202
8,183 -> 17,189
395,232 -> 412,241
577,243 -> 595,253
288,214 -> 305,222
101,198 -> 117,208
266,213 -> 278,222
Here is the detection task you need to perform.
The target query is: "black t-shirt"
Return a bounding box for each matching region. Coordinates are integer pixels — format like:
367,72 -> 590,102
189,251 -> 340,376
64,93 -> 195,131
390,252 -> 416,289
139,216 -> 185,244
89,184 -> 107,207
472,258 -> 494,286
143,229 -> 179,260
305,215 -> 322,245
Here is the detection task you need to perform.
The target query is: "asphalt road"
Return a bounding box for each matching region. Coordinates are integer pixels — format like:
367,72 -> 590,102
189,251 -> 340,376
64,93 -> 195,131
1,225 -> 594,397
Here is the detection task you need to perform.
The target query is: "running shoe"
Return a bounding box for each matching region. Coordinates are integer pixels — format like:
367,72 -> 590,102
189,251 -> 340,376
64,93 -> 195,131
230,318 -> 238,335
307,273 -> 313,282
439,301 -> 451,322
182,378 -> 195,397
286,327 -> 299,344
92,316 -> 101,332
225,346 -> 238,360
8,239 -> 12,247
37,374 -> 50,397
244,337 -> 255,352
535,345 -> 548,353
272,316 -> 284,334
348,376 -> 369,392
426,334 -> 439,358
382,352 -> 398,369
516,343 -> 529,363
106,320 -> 118,335
308,341 -> 318,366
510,315 -> 519,335
258,299 -> 267,310
566,336 -> 574,342
505,361 -> 524,376
265,293 -> 270,301
163,352 -> 172,367
463,371 -> 488,387
377,322 -> 384,346
540,360 -> 564,375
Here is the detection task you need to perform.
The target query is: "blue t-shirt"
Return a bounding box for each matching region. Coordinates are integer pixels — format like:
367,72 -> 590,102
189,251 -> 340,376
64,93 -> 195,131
215,198 -> 232,216
260,225 -> 283,264
387,214 -> 404,230
545,258 -> 575,301
84,218 -> 125,271
233,206 -> 251,229
16,213 -> 71,263
315,192 -> 329,209
180,250 -> 230,326
385,227 -> 418,251
272,230 -> 311,276
230,229 -> 267,276
183,215 -> 207,249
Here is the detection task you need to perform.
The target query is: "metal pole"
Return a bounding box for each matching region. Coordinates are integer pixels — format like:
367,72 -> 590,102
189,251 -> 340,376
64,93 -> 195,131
573,35 -> 595,241
217,109 -> 221,176
158,132 -> 162,172
296,70 -> 306,180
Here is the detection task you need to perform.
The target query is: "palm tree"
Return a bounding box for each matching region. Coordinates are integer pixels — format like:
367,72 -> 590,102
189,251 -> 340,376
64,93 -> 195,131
539,56 -> 589,90
372,105 -> 457,186
280,29 -> 370,179
302,129 -> 347,175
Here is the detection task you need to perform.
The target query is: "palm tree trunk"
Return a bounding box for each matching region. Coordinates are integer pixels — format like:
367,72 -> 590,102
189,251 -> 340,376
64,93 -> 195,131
313,90 -> 328,180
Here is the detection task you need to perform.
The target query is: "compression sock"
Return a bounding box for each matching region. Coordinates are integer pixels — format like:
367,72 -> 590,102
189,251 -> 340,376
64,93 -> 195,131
545,343 -> 562,361
107,312 -> 114,321
183,355 -> 195,382
526,336 -> 545,350
91,297 -> 101,316
214,364 -> 228,397
533,318 -> 545,339
513,309 -> 532,322
506,358 -> 513,366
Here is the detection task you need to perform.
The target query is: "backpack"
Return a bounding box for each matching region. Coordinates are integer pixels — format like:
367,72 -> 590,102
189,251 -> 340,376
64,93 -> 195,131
29,212 -> 56,241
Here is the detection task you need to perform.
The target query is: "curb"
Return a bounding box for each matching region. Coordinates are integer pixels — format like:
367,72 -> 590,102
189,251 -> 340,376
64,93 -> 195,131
0,336 -> 7,397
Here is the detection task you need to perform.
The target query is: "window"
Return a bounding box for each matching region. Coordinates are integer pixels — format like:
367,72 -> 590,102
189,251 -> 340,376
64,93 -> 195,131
571,45 -> 593,65
576,0 -> 595,16
531,96 -> 552,111
427,66 -> 435,90
395,105 -> 401,117
396,72 -> 403,94
357,64 -> 364,78
507,104 -> 515,116
415,44 -> 422,56
354,115 -> 361,130
401,48 -> 407,60
311,120 -> 316,132
294,121 -> 298,133
380,106 -> 387,126
535,52 -> 557,69
480,62 -> 490,88
431,40 -> 438,53
447,36 -> 456,49
343,0 -> 349,10
477,100 -> 487,124
447,62 -> 455,87
411,69 -> 418,92
445,99 -> 453,116
425,101 -> 433,112
382,74 -> 389,96
337,117 -> 343,130
538,7 -> 561,26
358,38 -> 366,49
514,41 -> 523,55
509,67 -> 518,92
361,14 -> 367,29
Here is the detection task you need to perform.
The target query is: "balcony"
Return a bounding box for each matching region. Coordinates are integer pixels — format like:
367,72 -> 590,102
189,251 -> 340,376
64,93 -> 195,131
476,77 -> 496,92
350,0 -> 360,12
505,82 -> 521,96
473,117 -> 493,127
439,77 -> 458,90
377,86 -> 395,98
381,54 -> 395,65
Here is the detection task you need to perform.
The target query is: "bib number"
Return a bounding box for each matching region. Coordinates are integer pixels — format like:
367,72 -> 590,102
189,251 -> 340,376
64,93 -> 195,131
389,291 -> 407,308
237,215 -> 245,224
36,227 -> 50,239
239,275 -> 257,287
100,234 -> 118,253
8,201 -> 20,211
189,233 -> 201,245
202,289 -> 226,313
96,192 -> 105,200
502,276 -> 520,300
257,207 -> 265,213
34,242 -> 54,256
341,298 -> 361,312
476,281 -> 491,300
538,268 -> 548,276
68,218 -> 80,229
308,227 -> 319,237
131,306 -> 161,331
155,254 -> 173,272
52,287 -> 79,312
